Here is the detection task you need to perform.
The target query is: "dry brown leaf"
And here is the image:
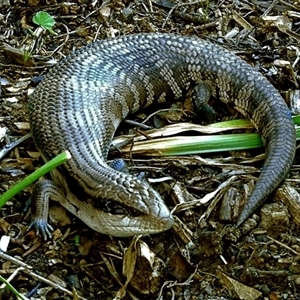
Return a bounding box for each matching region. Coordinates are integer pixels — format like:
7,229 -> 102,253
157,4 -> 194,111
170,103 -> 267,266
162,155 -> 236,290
216,270 -> 262,299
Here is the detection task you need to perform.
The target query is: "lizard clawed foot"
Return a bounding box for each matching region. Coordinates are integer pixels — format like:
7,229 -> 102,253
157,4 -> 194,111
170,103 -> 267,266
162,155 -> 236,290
28,218 -> 53,240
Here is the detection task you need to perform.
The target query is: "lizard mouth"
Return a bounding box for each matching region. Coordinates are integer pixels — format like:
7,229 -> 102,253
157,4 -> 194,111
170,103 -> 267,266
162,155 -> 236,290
80,197 -> 174,237
91,210 -> 174,237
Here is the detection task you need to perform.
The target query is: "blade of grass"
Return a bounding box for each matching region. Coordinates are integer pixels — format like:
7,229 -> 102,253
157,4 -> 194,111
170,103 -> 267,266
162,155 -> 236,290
292,114 -> 300,125
0,275 -> 29,300
0,150 -> 71,209
120,133 -> 263,156
119,121 -> 300,157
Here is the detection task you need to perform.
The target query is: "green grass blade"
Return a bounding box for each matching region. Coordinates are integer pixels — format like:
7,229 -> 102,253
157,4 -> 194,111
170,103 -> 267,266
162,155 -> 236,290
292,114 -> 300,125
0,150 -> 71,209
121,133 -> 262,156
0,275 -> 29,300
119,117 -> 300,156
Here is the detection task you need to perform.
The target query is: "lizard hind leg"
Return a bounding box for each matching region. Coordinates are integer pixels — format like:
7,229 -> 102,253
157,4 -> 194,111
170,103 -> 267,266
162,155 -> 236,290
29,179 -> 65,240
192,81 -> 216,124
109,158 -> 129,174
109,158 -> 145,180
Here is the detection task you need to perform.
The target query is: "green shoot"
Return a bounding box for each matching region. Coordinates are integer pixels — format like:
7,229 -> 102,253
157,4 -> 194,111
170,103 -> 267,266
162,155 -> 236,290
0,275 -> 29,300
32,11 -> 56,35
0,151 -> 71,209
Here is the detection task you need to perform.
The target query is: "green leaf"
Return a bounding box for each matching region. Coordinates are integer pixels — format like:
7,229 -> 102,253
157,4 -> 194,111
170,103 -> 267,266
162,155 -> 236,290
32,11 -> 56,32
0,275 -> 29,300
116,116 -> 300,157
23,50 -> 31,62
0,151 -> 71,209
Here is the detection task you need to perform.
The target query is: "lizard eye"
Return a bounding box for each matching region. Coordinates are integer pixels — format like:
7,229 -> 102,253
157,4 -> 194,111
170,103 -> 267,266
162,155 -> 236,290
94,199 -> 140,217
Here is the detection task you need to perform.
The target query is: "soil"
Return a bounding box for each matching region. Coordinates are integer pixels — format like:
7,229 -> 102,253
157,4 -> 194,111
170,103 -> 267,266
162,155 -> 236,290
0,0 -> 300,299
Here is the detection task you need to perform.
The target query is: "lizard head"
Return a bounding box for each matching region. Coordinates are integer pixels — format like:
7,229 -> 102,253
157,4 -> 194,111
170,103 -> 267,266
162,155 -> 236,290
62,173 -> 174,237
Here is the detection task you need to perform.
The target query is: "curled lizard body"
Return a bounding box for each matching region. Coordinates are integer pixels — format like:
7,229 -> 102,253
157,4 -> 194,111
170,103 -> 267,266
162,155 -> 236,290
29,33 -> 295,238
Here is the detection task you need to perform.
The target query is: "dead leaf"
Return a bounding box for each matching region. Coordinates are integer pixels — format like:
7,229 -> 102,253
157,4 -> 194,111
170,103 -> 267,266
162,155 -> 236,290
216,270 -> 262,300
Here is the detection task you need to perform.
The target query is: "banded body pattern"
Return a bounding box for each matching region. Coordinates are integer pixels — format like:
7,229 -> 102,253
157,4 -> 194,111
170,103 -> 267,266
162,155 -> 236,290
29,33 -> 295,237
